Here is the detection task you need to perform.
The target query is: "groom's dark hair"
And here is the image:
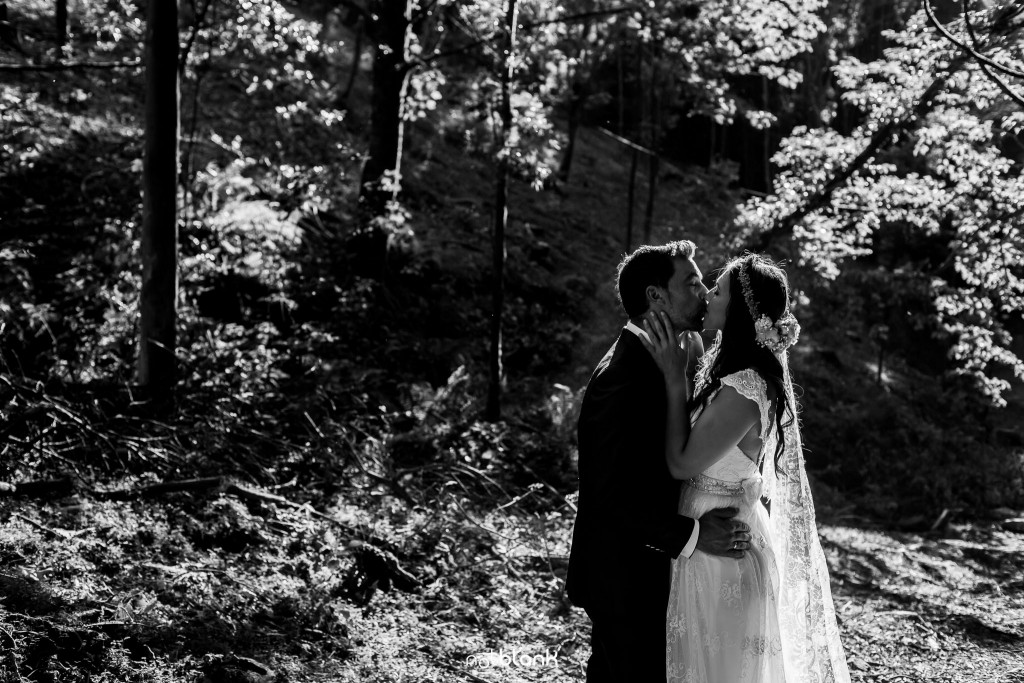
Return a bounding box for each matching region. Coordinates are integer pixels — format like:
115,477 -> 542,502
615,240 -> 697,318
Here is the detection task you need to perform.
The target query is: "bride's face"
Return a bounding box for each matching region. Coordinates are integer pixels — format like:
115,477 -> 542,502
702,271 -> 730,331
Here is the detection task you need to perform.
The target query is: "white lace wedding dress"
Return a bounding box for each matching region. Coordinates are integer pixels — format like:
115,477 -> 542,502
666,366 -> 850,683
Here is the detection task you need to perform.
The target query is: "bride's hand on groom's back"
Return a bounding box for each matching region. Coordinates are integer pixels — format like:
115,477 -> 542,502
640,311 -> 689,391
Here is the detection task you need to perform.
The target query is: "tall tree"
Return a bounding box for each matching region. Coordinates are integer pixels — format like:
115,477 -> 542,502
339,18 -> 364,105
486,0 -> 518,421
642,29 -> 661,243
350,0 -> 414,278
55,0 -> 66,49
138,0 -> 180,399
554,8 -> 603,182
359,0 -> 411,215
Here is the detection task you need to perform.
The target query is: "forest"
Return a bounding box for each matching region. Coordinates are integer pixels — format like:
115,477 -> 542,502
1,0 -> 1023,680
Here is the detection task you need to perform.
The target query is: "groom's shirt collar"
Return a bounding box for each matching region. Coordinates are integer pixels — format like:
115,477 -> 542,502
624,320 -> 651,344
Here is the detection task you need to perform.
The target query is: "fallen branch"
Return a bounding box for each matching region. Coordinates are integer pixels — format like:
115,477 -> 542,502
224,481 -> 310,510
93,476 -> 224,501
0,59 -> 142,72
0,477 -> 74,498
10,513 -> 80,540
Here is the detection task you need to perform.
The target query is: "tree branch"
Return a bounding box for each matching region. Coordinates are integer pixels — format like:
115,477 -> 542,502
748,60 -> 966,252
411,0 -> 440,23
748,0 -> 1024,252
519,5 -> 639,31
426,4 -> 637,65
958,0 -> 1024,107
179,0 -> 214,73
772,0 -> 801,19
331,0 -> 370,24
0,59 -> 142,72
923,0 -> 1024,83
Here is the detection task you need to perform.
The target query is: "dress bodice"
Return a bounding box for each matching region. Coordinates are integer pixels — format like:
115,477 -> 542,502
685,369 -> 775,500
700,446 -> 761,483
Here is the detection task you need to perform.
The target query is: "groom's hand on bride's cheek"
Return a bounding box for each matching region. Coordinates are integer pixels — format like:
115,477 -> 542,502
695,507 -> 751,559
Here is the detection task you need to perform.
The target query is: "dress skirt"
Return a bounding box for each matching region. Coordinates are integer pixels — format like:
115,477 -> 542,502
666,475 -> 787,683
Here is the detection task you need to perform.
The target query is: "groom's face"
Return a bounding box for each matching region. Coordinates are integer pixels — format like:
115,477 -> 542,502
651,257 -> 708,331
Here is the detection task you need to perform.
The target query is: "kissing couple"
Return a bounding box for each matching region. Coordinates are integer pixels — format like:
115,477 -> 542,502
566,241 -> 851,682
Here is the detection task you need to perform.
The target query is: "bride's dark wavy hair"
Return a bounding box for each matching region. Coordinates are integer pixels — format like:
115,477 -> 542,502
691,253 -> 796,474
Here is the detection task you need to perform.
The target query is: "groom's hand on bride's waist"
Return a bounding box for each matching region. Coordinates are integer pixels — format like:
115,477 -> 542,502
695,507 -> 751,559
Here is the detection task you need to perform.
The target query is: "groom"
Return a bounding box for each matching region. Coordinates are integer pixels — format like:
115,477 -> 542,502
566,240 -> 750,681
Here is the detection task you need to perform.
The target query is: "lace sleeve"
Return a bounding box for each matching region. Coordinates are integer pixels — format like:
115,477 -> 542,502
720,369 -> 771,444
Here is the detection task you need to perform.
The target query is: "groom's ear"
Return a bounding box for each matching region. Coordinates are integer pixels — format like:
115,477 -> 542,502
646,285 -> 663,308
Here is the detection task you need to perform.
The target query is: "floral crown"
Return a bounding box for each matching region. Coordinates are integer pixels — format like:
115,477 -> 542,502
736,261 -> 800,354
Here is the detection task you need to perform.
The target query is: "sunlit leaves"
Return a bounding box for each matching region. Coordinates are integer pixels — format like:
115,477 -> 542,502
429,0 -> 565,187
405,69 -> 447,121
739,8 -> 1024,405
76,0 -> 145,54
660,0 -> 826,123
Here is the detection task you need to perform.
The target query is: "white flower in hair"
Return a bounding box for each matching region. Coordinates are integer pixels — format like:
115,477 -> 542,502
739,262 -> 800,353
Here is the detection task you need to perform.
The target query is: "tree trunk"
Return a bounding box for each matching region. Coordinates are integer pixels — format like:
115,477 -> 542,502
625,148 -> 638,251
708,121 -> 716,165
55,0 -> 66,49
642,41 -> 659,243
339,21 -> 363,105
355,0 -> 412,278
558,91 -> 582,182
485,0 -> 517,422
642,154 -> 659,243
801,22 -> 831,129
558,19 -> 592,182
762,75 -> 770,192
638,29 -> 647,153
616,41 -> 625,134
626,32 -> 643,250
138,0 -> 180,401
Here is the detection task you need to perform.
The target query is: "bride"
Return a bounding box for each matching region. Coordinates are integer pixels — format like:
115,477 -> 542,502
639,254 -> 850,683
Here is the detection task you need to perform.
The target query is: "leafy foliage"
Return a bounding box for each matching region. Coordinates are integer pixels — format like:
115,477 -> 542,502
654,0 -> 826,125
738,10 -> 1024,405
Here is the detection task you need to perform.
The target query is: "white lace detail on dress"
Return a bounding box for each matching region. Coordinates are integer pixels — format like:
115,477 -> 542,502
720,369 -> 772,461
667,354 -> 851,683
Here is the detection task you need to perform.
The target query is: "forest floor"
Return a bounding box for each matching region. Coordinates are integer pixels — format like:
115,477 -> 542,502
3,497 -> 1023,682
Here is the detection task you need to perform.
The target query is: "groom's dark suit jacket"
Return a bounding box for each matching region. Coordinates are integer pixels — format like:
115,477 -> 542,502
567,330 -> 695,615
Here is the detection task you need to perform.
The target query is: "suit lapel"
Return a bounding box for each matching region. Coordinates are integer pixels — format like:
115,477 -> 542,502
616,329 -> 663,389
